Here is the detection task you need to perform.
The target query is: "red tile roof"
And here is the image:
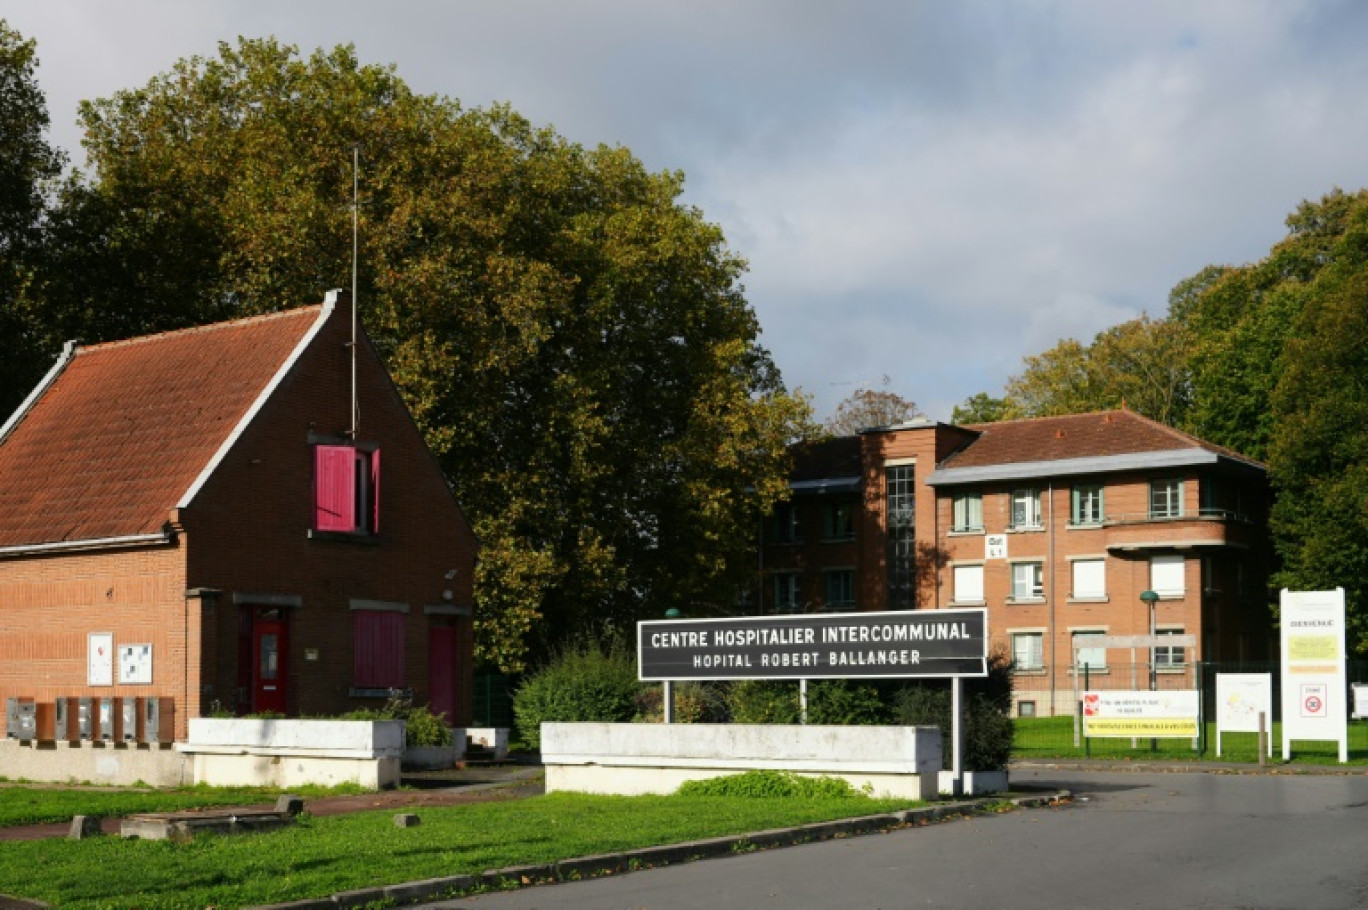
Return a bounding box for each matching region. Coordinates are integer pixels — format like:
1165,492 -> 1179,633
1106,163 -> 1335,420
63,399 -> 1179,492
942,409 -> 1261,469
0,306 -> 324,548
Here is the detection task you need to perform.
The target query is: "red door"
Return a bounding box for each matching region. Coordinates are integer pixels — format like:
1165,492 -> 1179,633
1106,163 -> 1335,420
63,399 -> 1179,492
428,623 -> 457,724
252,615 -> 289,715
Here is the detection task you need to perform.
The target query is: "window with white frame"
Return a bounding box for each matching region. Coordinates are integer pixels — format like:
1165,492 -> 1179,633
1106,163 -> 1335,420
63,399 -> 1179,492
1012,632 -> 1044,671
1011,488 -> 1042,529
823,569 -> 855,611
774,573 -> 800,613
1155,628 -> 1187,667
1150,554 -> 1186,596
1149,478 -> 1184,519
951,492 -> 983,532
1072,631 -> 1107,671
1071,483 -> 1104,525
1071,558 -> 1106,600
1011,561 -> 1044,600
952,564 -> 984,603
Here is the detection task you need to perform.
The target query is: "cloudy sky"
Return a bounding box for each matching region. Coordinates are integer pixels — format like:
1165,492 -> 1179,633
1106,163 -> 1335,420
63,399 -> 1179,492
6,1 -> 1368,420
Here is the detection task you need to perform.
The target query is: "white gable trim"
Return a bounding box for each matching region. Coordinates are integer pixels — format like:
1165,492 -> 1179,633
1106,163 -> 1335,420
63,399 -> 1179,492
0,340 -> 78,447
176,293 -> 338,510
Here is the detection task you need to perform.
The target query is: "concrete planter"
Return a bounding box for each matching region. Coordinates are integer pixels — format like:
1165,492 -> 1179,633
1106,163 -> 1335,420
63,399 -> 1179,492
181,718 -> 405,789
542,723 -> 944,800
402,744 -> 458,771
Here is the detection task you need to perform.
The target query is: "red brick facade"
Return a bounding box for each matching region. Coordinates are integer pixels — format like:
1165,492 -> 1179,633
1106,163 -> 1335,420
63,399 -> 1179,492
760,412 -> 1273,715
0,292 -> 476,739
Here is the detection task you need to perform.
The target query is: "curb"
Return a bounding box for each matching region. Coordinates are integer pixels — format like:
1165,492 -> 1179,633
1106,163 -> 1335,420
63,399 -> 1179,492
242,790 -> 1069,909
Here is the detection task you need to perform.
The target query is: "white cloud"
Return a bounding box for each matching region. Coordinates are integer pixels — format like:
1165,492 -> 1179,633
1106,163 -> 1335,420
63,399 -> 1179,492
6,0 -> 1368,422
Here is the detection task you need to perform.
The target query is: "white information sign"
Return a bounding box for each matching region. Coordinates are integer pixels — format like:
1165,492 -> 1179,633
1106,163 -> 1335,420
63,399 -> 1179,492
1082,689 -> 1200,738
1215,673 -> 1273,757
119,643 -> 153,685
1280,588 -> 1348,763
1353,684 -> 1368,720
985,535 -> 1007,560
88,632 -> 114,686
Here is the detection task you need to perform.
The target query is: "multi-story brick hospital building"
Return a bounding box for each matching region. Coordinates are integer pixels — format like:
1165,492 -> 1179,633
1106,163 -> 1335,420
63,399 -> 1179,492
759,409 -> 1273,716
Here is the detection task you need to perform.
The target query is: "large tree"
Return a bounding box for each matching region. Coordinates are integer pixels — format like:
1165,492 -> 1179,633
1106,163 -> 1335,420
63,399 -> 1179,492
996,315 -> 1191,426
34,38 -> 810,669
0,20 -> 63,413
823,377 -> 921,435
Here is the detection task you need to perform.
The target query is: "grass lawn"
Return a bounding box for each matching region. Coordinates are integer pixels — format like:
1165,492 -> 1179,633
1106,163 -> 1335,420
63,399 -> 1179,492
0,783 -> 361,828
1012,716 -> 1368,765
0,791 -> 924,909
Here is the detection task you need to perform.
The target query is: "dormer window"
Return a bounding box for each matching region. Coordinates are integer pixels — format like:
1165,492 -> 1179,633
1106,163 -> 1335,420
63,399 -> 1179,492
314,444 -> 380,535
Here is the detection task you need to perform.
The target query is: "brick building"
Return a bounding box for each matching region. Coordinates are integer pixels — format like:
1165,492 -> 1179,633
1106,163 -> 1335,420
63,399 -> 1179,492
0,290 -> 476,739
760,410 -> 1273,715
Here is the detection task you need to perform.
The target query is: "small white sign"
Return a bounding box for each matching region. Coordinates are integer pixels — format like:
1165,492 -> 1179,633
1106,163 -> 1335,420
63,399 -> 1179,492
1216,673 -> 1273,757
88,632 -> 113,686
985,534 -> 1008,560
119,644 -> 153,685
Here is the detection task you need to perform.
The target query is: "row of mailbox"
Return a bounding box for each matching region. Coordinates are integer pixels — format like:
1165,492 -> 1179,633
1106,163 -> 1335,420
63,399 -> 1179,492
5,696 -> 174,744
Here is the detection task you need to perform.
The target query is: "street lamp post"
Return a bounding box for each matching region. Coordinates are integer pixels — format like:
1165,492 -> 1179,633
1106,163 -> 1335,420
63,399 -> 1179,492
1140,590 -> 1159,692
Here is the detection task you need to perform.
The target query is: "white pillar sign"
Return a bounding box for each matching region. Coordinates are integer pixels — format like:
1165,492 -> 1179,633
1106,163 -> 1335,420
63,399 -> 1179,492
1215,673 -> 1272,758
1280,588 -> 1348,763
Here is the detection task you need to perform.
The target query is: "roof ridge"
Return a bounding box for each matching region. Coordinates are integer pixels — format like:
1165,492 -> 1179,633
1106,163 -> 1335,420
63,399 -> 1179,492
963,408 -> 1127,431
80,305 -> 322,353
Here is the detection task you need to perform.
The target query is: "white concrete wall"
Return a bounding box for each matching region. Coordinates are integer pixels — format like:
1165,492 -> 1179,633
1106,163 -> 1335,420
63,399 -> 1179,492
181,718 -> 406,788
0,741 -> 190,787
541,723 -> 943,800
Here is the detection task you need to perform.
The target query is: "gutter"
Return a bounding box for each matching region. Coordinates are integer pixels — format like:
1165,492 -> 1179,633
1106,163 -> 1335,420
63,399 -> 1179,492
0,530 -> 174,559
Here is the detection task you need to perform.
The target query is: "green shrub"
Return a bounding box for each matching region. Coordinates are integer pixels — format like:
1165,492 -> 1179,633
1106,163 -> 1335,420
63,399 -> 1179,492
807,680 -> 889,725
725,679 -> 801,724
677,770 -> 865,799
343,690 -> 452,747
890,650 -> 1014,771
513,638 -> 642,748
634,681 -> 728,723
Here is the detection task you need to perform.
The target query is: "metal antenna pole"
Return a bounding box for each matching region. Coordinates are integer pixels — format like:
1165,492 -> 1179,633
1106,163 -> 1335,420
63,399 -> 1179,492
351,144 -> 359,439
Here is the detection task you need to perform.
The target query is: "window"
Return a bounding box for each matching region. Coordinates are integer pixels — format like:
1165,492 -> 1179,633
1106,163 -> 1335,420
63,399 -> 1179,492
1155,628 -> 1187,668
1018,701 -> 1037,718
1072,631 -> 1107,671
772,502 -> 800,543
951,492 -> 983,532
1071,483 -> 1104,525
315,445 -> 380,534
353,610 -> 404,689
823,569 -> 855,611
1011,561 -> 1044,600
953,564 -> 984,603
774,573 -> 800,613
1149,478 -> 1184,519
1012,632 -> 1044,671
823,501 -> 855,541
886,465 -> 916,609
1010,488 -> 1042,529
1150,554 -> 1186,596
1071,558 -> 1106,600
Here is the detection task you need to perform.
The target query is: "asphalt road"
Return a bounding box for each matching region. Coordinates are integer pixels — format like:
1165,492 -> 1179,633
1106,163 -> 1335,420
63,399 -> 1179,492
422,768 -> 1368,910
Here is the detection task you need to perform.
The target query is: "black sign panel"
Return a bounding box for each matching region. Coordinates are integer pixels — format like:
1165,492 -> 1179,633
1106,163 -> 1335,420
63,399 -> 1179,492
638,609 -> 987,681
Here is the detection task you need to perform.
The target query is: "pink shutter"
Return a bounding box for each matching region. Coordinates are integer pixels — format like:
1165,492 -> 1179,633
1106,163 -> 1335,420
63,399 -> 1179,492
315,445 -> 356,531
369,448 -> 381,534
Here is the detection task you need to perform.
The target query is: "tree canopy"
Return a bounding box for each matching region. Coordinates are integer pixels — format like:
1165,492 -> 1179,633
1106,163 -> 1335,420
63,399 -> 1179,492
823,377 -> 922,435
0,20 -> 63,414
19,37 -> 811,669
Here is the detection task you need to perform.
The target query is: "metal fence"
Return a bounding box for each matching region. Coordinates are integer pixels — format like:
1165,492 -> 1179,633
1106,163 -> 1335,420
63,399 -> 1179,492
1011,661 -> 1368,760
